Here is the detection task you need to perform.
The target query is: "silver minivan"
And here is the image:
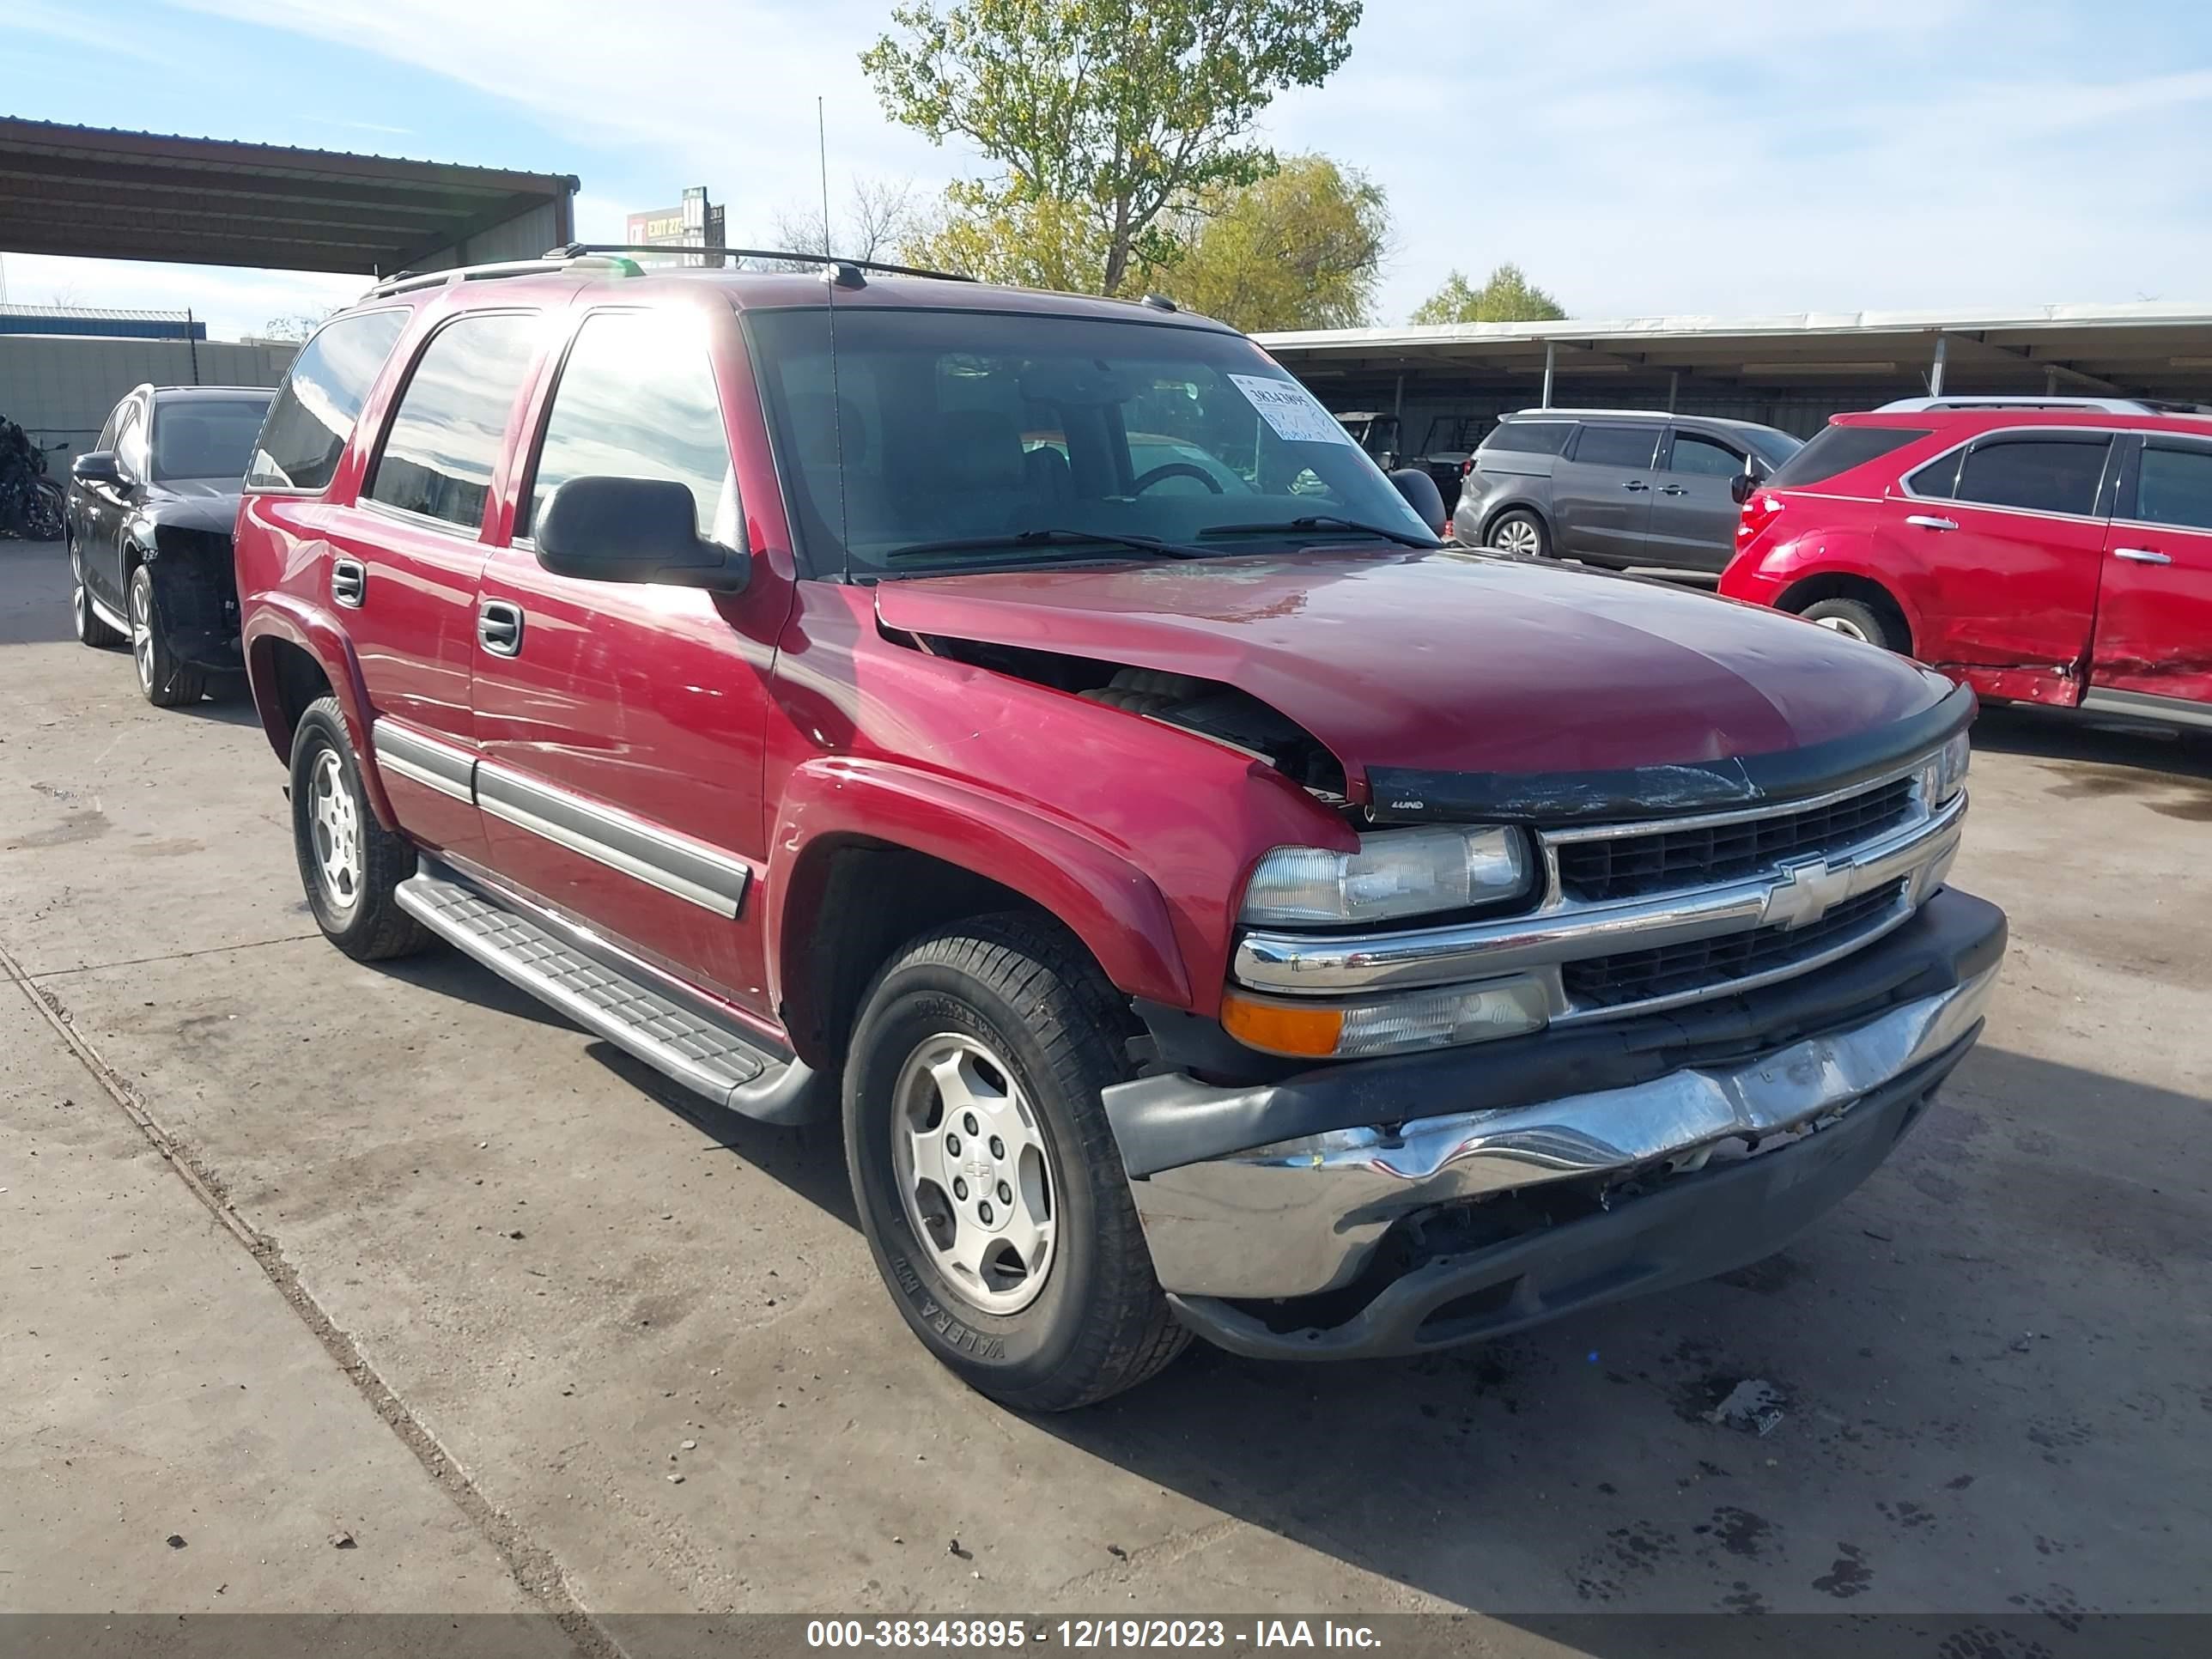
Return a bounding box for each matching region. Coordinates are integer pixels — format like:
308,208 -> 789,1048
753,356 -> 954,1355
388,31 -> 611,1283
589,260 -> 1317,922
1453,409 -> 1802,572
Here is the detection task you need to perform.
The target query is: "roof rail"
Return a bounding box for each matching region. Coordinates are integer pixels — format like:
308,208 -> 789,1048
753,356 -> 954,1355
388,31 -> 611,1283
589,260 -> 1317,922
546,243 -> 975,283
1875,394 -> 2158,415
362,252 -> 642,300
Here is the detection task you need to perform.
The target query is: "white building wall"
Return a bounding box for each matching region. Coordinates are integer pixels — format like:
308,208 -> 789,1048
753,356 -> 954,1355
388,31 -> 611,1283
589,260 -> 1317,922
0,336 -> 298,465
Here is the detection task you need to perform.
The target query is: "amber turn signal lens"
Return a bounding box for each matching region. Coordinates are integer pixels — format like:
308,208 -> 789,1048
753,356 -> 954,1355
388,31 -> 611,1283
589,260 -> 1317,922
1219,990 -> 1345,1059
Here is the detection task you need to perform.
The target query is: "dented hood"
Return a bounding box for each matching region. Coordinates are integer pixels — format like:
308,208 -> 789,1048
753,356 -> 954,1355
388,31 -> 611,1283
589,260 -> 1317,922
875,549 -> 1954,805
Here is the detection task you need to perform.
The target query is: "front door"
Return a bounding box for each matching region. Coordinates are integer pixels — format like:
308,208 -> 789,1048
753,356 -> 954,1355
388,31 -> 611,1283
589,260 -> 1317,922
1552,422 -> 1657,564
471,305 -> 785,1023
82,397 -> 148,613
1876,430 -> 2113,677
1649,426 -> 1753,572
2094,434 -> 2212,707
335,307 -> 543,862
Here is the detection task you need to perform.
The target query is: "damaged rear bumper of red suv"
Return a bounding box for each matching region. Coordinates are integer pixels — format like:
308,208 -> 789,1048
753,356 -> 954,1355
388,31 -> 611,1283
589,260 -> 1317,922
1103,889 -> 2004,1361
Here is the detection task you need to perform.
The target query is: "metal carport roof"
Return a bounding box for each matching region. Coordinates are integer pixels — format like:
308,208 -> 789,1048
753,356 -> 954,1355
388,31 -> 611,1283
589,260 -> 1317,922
0,117 -> 578,276
1256,302 -> 2212,411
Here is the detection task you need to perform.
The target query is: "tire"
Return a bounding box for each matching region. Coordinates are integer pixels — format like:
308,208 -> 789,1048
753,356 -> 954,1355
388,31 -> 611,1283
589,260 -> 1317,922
1486,508 -> 1551,559
289,696 -> 432,961
70,540 -> 124,647
1800,597 -> 1907,653
844,913 -> 1189,1410
129,562 -> 206,707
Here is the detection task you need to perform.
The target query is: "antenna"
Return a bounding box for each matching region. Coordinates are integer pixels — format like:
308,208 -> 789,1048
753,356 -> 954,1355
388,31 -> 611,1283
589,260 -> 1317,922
820,94 -> 854,582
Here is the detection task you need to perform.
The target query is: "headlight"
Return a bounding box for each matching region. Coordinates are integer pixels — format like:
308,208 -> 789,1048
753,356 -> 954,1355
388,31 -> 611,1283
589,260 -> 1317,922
1922,730 -> 1970,805
1239,825 -> 1534,927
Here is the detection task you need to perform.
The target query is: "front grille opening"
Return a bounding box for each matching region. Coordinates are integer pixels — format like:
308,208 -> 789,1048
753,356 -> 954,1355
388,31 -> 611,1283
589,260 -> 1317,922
1563,880 -> 1907,1009
1557,776 -> 1916,902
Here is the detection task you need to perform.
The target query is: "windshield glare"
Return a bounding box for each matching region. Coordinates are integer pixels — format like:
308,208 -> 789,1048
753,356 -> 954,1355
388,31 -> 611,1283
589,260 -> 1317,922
748,307 -> 1433,574
153,398 -> 273,482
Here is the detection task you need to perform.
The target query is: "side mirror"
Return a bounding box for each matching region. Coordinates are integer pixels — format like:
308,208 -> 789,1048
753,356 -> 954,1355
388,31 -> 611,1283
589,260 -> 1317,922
72,450 -> 123,486
536,477 -> 748,592
1387,466 -> 1448,537
1729,471 -> 1760,506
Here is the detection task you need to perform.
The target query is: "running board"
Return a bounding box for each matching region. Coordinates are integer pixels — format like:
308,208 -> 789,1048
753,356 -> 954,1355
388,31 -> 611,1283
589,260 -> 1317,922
395,869 -> 817,1125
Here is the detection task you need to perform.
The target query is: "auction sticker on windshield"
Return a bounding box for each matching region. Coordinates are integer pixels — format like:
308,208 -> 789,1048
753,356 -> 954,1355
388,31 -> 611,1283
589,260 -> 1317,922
1229,374 -> 1357,447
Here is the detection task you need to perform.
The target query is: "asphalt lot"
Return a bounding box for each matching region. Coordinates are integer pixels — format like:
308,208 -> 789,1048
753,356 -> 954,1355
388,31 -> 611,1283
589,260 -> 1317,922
3,532 -> 2208,1638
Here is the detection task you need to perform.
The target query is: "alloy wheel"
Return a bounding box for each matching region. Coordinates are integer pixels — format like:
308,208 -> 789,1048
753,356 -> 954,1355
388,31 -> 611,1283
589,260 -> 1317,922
129,574 -> 155,690
1813,615 -> 1872,644
1491,518 -> 1542,557
891,1031 -> 1057,1315
307,746 -> 363,915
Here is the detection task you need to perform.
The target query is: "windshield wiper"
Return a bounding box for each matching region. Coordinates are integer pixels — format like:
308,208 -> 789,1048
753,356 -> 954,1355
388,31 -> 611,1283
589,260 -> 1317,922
884,527 -> 1209,562
1199,515 -> 1443,550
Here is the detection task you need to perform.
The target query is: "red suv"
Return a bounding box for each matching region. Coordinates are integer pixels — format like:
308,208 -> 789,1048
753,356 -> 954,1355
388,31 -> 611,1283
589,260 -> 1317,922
235,250 -> 2004,1407
1721,399 -> 2212,723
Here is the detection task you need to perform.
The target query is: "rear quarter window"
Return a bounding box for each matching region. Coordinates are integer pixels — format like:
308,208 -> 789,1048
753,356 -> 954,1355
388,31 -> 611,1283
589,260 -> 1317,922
1481,420 -> 1573,457
1766,423 -> 1932,489
246,308 -> 410,493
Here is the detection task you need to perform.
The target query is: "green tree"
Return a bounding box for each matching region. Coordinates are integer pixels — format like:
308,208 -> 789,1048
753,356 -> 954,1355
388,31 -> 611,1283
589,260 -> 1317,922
1146,155 -> 1389,331
1410,263 -> 1566,325
863,0 -> 1364,295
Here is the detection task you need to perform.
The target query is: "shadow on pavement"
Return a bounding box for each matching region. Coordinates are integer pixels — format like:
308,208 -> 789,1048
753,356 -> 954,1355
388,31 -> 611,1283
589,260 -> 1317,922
1973,702 -> 2211,780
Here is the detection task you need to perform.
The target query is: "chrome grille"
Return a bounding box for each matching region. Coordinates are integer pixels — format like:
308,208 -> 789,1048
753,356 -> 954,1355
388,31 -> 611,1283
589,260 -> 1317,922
1555,775 -> 1917,903
1561,880 -> 1907,1009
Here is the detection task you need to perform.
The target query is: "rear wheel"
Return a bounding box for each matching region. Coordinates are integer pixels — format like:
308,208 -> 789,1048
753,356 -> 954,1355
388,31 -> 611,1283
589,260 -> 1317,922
1800,597 -> 1907,653
70,541 -> 123,647
129,563 -> 206,707
1486,509 -> 1550,559
289,697 -> 432,961
844,914 -> 1188,1410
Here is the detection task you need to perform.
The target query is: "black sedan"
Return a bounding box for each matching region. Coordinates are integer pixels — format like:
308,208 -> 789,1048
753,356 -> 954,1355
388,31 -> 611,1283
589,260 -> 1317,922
68,384 -> 273,706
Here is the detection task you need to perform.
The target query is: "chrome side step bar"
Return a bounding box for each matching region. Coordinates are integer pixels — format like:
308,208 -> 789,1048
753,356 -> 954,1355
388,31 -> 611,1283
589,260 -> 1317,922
395,868 -> 817,1125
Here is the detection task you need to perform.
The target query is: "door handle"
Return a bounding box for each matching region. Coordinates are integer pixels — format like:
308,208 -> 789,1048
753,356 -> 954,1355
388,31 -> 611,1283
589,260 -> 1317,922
1905,514 -> 1958,532
1657,483 -> 1688,495
331,557 -> 367,607
478,599 -> 525,658
1623,480 -> 1649,492
2112,547 -> 2172,564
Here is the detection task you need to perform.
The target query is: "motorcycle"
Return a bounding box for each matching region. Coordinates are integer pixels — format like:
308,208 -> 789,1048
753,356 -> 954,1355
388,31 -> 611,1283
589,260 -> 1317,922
1,418 -> 68,541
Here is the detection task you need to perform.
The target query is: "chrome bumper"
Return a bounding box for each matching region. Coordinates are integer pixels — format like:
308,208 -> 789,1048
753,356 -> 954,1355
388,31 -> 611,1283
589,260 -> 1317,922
1126,961 -> 1998,1302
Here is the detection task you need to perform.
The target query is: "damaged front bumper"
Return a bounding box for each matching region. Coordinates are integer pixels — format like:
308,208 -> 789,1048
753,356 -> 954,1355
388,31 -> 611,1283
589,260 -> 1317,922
1104,889 -> 2004,1359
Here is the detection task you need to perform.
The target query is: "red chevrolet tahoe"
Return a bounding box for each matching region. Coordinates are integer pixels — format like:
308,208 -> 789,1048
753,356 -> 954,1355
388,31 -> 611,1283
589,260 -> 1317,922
1721,400 -> 2212,723
236,252 -> 2006,1408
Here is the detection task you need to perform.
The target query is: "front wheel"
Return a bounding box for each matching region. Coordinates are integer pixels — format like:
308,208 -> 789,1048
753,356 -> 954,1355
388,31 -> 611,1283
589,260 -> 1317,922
289,696 -> 432,961
844,915 -> 1188,1410
129,563 -> 206,707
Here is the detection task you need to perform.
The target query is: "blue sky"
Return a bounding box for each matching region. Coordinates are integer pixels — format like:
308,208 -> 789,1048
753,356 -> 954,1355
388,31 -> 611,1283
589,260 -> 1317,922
9,0 -> 2212,339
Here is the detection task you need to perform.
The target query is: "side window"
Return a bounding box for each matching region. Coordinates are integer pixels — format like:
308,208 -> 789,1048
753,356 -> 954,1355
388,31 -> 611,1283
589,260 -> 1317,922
1953,437 -> 2110,517
94,400 -> 127,453
365,313 -> 539,531
113,403 -> 149,482
2133,443 -> 2212,531
1906,451 -> 1960,499
1483,421 -> 1573,456
1571,424 -> 1659,470
523,310 -> 738,545
248,309 -> 410,492
1668,431 -> 1747,477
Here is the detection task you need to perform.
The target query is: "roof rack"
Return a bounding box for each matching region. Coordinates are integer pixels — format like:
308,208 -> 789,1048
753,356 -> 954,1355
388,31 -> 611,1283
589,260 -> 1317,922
363,253 -> 640,299
549,243 -> 975,283
1876,395 -> 2163,415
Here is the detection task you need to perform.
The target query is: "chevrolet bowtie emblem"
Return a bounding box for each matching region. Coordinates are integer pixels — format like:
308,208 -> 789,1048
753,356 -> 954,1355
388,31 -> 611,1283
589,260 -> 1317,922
1765,856 -> 1854,930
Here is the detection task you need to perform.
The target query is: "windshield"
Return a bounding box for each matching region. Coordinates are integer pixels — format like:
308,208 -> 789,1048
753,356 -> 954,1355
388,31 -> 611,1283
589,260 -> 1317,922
152,397 -> 272,482
747,307 -> 1434,575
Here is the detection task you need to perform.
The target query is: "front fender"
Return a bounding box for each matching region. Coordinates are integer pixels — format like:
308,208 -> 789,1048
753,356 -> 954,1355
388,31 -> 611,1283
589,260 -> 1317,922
765,757 -> 1194,1018
240,597 -> 399,830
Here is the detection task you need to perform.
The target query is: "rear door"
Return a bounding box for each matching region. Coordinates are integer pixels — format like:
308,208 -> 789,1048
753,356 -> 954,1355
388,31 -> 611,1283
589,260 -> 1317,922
334,307 -> 543,861
2094,434 -> 2212,707
1552,422 -> 1657,564
1649,425 -> 1753,571
1879,429 -> 2113,677
472,303 -> 783,1019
